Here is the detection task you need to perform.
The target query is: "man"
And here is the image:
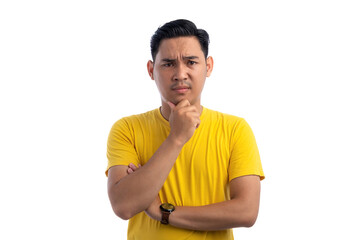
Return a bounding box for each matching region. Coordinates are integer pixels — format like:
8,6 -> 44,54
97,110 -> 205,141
106,19 -> 265,240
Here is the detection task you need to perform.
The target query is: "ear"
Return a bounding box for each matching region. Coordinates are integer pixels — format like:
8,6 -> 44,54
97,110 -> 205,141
206,56 -> 214,77
147,60 -> 154,80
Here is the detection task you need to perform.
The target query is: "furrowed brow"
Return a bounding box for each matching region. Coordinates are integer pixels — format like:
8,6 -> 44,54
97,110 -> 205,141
161,58 -> 176,62
184,56 -> 199,60
160,56 -> 199,63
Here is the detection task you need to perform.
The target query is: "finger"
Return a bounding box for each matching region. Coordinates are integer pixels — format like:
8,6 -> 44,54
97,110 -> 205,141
176,99 -> 191,108
195,121 -> 201,129
167,101 -> 176,110
183,110 -> 201,119
179,105 -> 200,114
129,163 -> 136,169
127,168 -> 134,174
128,163 -> 139,172
194,118 -> 201,128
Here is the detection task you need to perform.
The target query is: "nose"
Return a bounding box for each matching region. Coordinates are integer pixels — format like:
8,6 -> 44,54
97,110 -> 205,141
173,62 -> 188,81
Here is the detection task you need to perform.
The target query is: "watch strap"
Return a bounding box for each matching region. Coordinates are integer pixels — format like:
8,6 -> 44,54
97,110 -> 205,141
161,211 -> 171,225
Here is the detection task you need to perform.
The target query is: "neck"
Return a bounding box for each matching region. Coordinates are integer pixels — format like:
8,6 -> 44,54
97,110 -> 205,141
160,100 -> 203,121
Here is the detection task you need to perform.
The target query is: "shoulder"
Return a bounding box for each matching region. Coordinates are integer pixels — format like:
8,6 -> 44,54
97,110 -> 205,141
203,107 -> 247,127
202,107 -> 254,139
112,109 -> 159,128
108,109 -> 160,139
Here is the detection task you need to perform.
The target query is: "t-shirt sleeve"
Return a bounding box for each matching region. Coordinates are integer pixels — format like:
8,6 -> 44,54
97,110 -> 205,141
228,119 -> 265,182
105,118 -> 140,176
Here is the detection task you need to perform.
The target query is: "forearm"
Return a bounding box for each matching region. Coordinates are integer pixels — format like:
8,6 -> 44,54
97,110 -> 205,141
108,136 -> 183,219
151,198 -> 258,231
171,199 -> 258,231
146,176 -> 261,231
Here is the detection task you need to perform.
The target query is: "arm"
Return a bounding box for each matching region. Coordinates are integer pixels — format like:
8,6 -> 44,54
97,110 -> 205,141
107,100 -> 200,220
145,175 -> 261,231
107,137 -> 182,220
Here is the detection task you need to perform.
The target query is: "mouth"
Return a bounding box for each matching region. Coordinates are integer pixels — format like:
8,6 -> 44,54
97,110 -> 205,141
172,84 -> 191,94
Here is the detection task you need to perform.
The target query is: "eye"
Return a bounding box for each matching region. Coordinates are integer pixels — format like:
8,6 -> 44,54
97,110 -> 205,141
162,62 -> 174,67
188,60 -> 197,65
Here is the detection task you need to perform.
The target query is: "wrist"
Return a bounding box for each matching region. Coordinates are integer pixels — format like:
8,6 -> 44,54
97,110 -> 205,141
166,134 -> 185,148
160,203 -> 175,225
145,199 -> 162,222
150,206 -> 162,222
155,208 -> 162,222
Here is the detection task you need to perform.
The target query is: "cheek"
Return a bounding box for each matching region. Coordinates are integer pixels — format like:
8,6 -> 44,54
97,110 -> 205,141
154,79 -> 169,95
193,68 -> 207,81
193,72 -> 207,88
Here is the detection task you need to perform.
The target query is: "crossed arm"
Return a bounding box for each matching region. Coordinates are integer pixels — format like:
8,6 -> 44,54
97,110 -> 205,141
107,158 -> 261,231
138,172 -> 261,231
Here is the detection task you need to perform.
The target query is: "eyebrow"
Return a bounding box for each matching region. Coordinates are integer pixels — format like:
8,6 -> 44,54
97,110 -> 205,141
184,56 -> 199,60
160,56 -> 199,62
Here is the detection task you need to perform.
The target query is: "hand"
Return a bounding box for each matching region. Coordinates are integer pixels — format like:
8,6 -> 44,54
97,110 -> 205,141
144,195 -> 162,221
127,163 -> 161,221
167,99 -> 201,146
127,163 -> 141,174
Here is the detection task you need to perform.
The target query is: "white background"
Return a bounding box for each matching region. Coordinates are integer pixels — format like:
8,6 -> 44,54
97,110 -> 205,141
1,0 -> 359,239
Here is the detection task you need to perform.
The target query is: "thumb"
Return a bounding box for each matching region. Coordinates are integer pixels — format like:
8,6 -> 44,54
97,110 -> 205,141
167,101 -> 176,110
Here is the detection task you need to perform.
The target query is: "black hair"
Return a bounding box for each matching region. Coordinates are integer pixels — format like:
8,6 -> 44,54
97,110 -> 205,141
150,19 -> 210,61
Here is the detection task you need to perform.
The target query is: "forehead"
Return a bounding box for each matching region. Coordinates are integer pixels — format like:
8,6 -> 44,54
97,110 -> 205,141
156,36 -> 203,59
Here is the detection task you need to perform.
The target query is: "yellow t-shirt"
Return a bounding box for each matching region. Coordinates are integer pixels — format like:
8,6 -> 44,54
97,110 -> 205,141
106,107 -> 265,240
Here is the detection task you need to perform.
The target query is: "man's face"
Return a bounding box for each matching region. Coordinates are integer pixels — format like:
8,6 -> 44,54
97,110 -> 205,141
148,37 -> 213,106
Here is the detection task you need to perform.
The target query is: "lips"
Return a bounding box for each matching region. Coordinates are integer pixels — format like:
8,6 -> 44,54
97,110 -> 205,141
173,86 -> 190,90
172,85 -> 190,94
172,83 -> 191,90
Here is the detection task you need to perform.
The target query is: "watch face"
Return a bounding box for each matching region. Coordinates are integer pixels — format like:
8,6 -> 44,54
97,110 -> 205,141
160,203 -> 175,212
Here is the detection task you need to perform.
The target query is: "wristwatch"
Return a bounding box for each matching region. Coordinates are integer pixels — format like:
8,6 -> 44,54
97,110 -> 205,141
159,203 -> 175,225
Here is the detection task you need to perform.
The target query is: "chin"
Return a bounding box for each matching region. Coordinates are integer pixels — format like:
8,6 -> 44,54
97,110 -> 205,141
162,94 -> 196,106
174,96 -> 191,105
